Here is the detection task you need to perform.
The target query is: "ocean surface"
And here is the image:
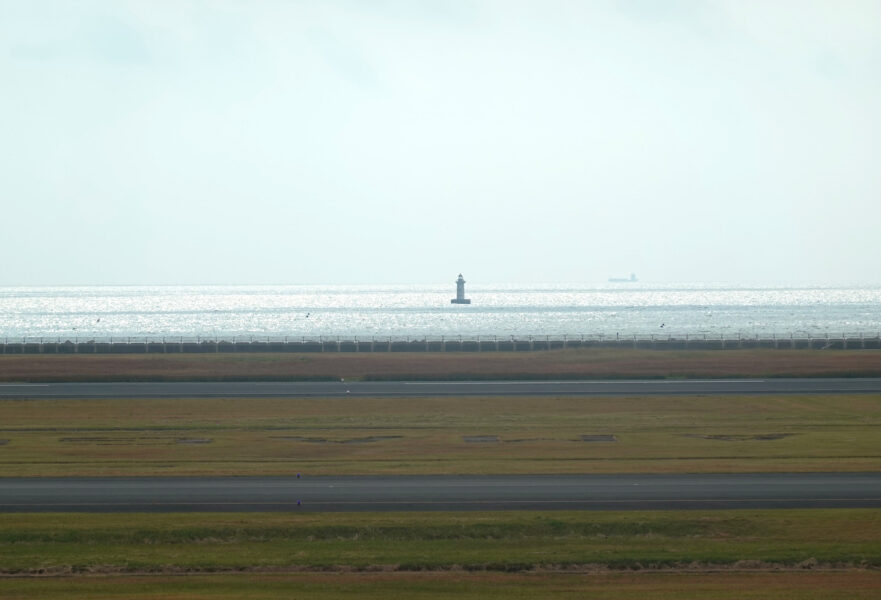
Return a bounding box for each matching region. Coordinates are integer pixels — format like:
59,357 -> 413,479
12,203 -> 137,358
1,283 -> 880,341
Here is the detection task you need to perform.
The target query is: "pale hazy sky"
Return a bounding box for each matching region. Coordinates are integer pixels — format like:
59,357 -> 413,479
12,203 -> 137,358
2,0 -> 879,286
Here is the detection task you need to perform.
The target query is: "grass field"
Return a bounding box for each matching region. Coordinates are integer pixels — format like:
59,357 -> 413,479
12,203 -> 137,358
4,572 -> 881,600
1,509 -> 879,574
2,509 -> 881,597
3,348 -> 881,382
1,510 -> 881,598
1,393 -> 879,476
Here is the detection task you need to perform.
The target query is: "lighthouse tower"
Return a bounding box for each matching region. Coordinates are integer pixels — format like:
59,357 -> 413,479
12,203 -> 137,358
450,273 -> 471,304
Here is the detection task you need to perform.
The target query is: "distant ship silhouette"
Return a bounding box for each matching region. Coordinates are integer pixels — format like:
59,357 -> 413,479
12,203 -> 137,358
608,273 -> 638,283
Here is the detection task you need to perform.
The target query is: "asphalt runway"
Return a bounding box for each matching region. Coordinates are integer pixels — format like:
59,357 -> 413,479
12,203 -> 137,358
1,378 -> 881,399
2,473 -> 880,512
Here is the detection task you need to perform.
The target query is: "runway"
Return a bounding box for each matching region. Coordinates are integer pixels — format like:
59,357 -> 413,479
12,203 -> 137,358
2,378 -> 881,398
2,473 -> 880,512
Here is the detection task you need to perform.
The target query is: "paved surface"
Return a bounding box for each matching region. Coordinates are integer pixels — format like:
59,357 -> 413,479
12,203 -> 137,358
2,378 -> 881,399
2,473 -> 880,512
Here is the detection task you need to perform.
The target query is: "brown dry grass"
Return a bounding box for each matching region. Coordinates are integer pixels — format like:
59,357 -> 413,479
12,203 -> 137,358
1,571 -> 881,599
2,394 -> 879,476
2,348 -> 881,382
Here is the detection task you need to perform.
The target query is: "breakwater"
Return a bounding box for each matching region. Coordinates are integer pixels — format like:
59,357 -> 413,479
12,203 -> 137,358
2,334 -> 880,354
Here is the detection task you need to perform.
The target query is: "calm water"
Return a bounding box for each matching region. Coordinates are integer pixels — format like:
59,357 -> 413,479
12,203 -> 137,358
1,283 -> 880,341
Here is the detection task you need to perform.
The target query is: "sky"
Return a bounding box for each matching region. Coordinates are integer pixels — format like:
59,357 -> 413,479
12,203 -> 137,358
2,0 -> 879,286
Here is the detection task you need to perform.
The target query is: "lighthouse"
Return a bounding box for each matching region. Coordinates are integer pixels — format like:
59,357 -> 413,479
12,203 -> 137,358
450,273 -> 471,304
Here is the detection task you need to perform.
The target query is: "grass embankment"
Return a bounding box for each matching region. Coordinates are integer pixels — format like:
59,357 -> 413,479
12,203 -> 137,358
2,349 -> 881,382
1,394 -> 880,476
1,510 -> 879,575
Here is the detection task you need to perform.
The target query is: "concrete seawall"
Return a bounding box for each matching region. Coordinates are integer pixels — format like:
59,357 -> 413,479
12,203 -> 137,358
2,335 -> 880,354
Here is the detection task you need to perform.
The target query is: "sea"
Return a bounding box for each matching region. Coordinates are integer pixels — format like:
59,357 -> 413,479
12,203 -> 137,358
1,283 -> 880,342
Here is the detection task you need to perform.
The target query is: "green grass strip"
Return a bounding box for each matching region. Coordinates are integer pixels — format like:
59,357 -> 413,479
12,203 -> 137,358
2,509 -> 879,574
